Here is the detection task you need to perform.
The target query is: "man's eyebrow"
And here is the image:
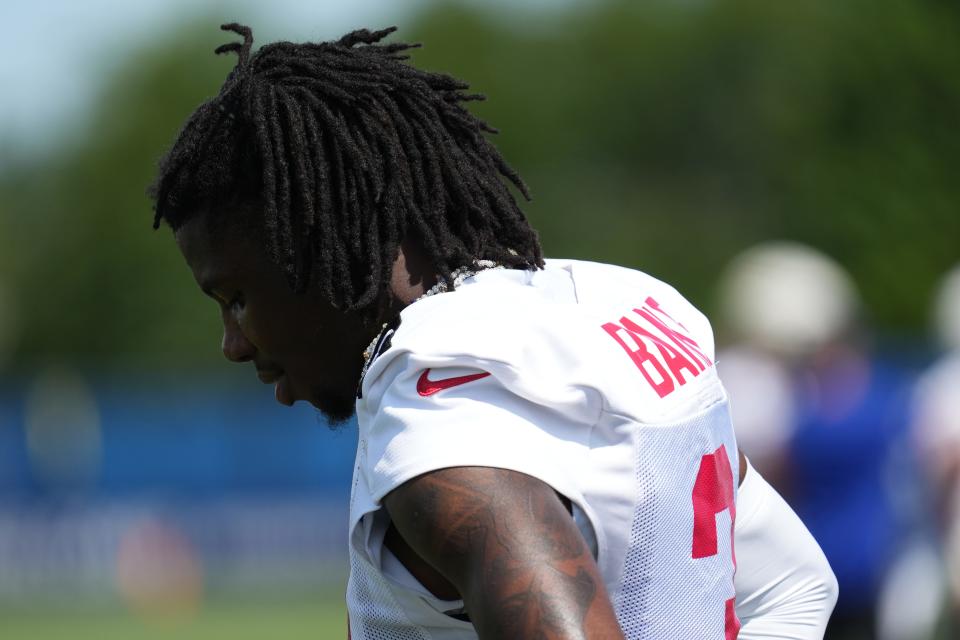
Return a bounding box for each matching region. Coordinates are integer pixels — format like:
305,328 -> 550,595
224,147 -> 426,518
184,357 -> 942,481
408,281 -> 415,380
197,277 -> 226,300
196,271 -> 228,294
199,286 -> 233,307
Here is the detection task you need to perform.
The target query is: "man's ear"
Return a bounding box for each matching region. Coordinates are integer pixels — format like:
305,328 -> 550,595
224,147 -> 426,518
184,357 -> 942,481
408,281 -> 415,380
392,235 -> 438,298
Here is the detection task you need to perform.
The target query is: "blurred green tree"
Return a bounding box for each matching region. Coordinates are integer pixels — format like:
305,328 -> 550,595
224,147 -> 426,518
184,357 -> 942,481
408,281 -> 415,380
0,21 -> 233,370
409,0 -> 960,332
1,0 -> 957,369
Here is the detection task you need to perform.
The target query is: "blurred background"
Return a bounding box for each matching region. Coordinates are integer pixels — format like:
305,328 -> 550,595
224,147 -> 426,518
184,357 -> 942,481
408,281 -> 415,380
0,0 -> 958,638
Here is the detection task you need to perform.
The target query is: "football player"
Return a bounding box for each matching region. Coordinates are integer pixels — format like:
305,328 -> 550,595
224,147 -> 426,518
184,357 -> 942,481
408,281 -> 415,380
151,25 -> 837,639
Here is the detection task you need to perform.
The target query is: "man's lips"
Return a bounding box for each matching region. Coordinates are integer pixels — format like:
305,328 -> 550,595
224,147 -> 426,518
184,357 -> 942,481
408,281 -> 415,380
256,369 -> 284,384
275,376 -> 294,406
257,369 -> 295,406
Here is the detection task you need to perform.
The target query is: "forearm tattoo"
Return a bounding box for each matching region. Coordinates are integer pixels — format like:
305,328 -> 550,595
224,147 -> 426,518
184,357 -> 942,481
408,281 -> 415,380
385,467 -> 623,640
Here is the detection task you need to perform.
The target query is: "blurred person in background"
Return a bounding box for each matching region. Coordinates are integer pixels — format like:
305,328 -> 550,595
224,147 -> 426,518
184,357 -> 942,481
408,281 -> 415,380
1,1 -> 957,637
150,24 -> 836,639
716,243 -> 917,640
911,264 -> 960,637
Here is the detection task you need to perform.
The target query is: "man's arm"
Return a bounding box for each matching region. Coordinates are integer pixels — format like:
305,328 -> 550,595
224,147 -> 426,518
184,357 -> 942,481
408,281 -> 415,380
384,466 -> 625,640
734,455 -> 839,639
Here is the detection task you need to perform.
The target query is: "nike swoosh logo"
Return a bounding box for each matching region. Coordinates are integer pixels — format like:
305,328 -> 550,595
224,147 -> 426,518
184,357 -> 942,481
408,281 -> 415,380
417,369 -> 491,397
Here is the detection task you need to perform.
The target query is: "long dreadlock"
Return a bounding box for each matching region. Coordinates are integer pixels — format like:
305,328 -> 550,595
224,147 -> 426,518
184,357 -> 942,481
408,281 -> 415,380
149,23 -> 543,313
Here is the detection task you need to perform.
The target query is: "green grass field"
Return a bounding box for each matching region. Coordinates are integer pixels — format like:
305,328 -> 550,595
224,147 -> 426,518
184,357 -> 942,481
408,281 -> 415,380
0,593 -> 346,640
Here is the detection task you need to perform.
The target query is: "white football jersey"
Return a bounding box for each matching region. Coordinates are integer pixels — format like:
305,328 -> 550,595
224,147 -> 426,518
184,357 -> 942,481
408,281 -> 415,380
347,259 -> 740,639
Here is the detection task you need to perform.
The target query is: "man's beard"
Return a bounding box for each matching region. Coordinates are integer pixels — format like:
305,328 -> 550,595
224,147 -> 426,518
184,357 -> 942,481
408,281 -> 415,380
312,390 -> 357,428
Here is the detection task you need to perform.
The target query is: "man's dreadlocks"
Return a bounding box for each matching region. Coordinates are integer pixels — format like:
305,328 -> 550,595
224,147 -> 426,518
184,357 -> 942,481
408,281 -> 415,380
149,23 -> 543,313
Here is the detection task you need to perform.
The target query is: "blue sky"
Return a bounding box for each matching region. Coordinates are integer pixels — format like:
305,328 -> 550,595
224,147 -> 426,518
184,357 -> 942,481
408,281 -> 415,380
0,0 -> 428,157
0,0 -> 583,160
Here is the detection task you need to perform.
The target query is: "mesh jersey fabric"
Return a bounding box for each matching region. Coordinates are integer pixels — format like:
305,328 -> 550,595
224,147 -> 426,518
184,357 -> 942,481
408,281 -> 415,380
347,259 -> 739,639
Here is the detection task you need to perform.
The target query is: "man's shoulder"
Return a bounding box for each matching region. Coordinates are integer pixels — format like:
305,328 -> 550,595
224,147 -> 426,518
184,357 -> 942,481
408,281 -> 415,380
360,258 -> 720,417
392,264 -> 579,350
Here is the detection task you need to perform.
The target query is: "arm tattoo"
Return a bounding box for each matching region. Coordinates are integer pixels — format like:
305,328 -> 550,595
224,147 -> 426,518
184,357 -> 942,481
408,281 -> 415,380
384,467 -> 624,640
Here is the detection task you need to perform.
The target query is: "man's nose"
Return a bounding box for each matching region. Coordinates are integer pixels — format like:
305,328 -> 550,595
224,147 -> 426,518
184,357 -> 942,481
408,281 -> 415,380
222,316 -> 256,363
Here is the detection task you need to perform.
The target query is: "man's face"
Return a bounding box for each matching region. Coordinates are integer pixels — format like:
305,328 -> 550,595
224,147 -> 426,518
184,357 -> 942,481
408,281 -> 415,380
175,215 -> 372,423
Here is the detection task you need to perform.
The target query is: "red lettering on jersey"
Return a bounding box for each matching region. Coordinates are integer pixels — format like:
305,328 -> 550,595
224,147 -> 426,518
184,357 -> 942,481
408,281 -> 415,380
691,444 -> 740,639
691,445 -> 736,559
602,299 -> 713,397
602,322 -> 675,397
725,597 -> 741,640
640,296 -> 713,369
619,316 -> 701,386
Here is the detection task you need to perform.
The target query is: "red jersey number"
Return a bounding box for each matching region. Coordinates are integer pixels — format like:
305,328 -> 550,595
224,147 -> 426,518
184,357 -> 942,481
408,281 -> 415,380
691,445 -> 739,640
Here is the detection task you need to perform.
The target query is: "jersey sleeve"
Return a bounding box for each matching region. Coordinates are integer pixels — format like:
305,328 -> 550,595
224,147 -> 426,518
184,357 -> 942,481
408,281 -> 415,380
359,350 -> 599,506
735,458 -> 839,639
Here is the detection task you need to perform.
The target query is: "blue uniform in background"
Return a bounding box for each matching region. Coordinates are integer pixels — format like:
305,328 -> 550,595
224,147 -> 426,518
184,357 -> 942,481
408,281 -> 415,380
789,356 -> 914,632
